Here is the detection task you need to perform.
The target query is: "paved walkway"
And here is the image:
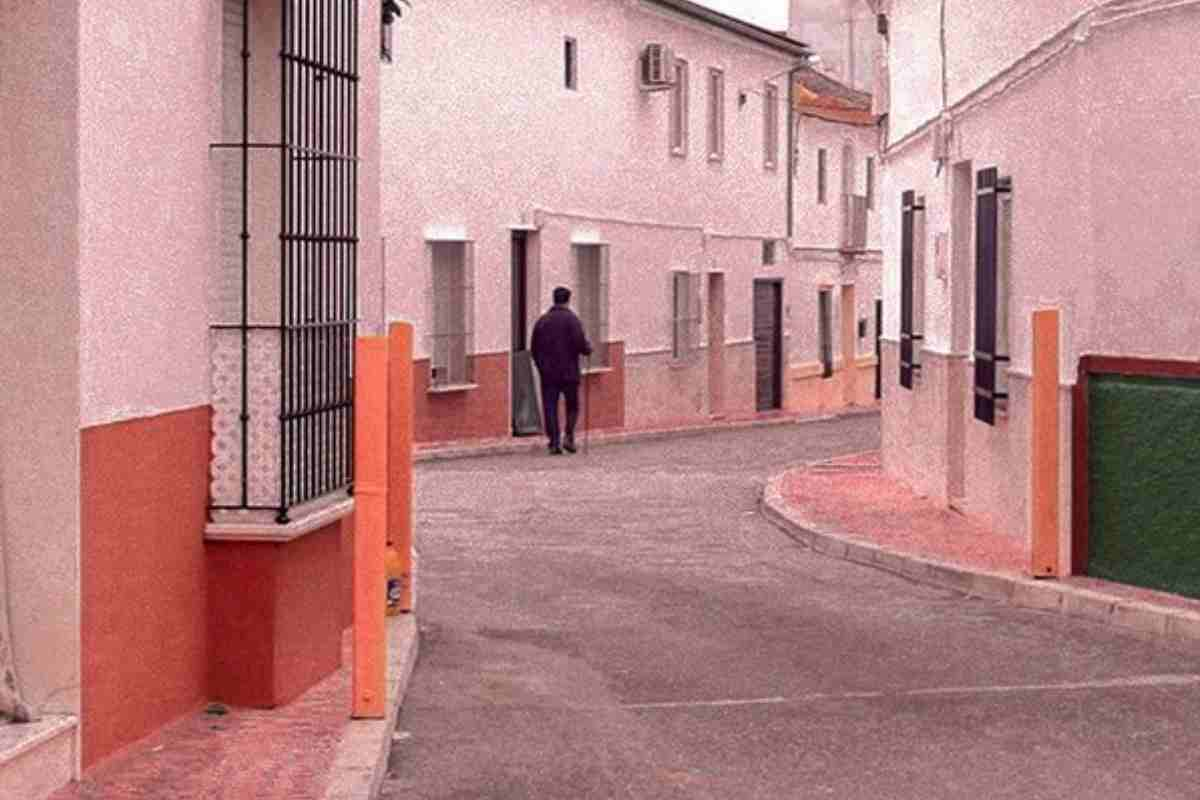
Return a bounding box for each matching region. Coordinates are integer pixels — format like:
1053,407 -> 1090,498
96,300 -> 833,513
52,617 -> 417,800
383,415 -> 1200,799
765,451 -> 1200,639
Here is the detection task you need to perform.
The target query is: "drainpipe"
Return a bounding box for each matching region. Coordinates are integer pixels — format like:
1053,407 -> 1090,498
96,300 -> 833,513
786,61 -> 803,240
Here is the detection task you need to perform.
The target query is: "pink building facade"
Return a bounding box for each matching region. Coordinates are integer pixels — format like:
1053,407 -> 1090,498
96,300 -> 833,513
877,0 -> 1200,582
1,2 -> 383,795
381,0 -> 881,445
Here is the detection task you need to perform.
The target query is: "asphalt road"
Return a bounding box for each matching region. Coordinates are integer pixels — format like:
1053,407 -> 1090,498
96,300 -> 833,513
381,415 -> 1200,799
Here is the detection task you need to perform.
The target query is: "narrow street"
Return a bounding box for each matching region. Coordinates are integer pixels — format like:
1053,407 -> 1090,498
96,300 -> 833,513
382,415 -> 1200,799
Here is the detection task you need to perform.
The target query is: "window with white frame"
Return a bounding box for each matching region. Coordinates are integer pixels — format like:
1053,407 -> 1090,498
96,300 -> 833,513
671,271 -> 700,361
574,244 -> 610,367
764,83 -> 779,169
707,68 -> 724,160
670,58 -> 689,156
429,241 -> 475,387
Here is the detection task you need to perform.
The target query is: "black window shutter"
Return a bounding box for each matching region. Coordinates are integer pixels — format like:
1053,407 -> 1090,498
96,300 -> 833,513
973,168 -> 1011,424
899,190 -> 922,389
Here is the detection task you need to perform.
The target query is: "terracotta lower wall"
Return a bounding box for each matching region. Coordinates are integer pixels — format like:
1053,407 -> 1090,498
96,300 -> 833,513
207,520 -> 343,709
414,352 -> 509,444
582,342 -> 625,432
81,406 -> 211,768
789,357 -> 880,415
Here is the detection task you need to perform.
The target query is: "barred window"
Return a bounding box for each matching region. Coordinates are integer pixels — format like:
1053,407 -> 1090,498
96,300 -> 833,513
671,271 -> 701,361
429,241 -> 475,387
574,244 -> 610,367
670,59 -> 689,156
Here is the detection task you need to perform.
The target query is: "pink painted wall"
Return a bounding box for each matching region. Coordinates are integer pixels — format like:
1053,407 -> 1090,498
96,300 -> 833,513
381,0 -> 798,359
0,1 -> 83,721
793,115 -> 881,252
77,1 -> 222,428
881,1 -> 1200,549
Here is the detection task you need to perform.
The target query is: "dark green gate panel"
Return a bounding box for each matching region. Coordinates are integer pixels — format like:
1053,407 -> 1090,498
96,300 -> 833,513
1088,374 -> 1200,597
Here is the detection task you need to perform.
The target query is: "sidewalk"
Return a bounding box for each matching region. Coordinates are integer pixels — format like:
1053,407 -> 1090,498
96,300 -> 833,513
762,451 -> 1200,644
416,407 -> 879,462
51,615 -> 418,800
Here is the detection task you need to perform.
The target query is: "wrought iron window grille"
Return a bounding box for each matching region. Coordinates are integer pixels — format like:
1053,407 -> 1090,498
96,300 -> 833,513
899,190 -> 925,389
209,0 -> 360,524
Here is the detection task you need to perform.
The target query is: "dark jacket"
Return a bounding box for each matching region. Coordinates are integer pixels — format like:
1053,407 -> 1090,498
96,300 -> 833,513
530,304 -> 593,385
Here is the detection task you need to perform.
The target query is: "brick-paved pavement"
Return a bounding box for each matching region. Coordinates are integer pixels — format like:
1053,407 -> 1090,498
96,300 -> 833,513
51,635 -> 353,800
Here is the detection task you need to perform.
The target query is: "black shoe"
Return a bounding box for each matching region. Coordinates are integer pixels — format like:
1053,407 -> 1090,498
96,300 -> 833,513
562,439 -> 577,454
549,446 -> 563,455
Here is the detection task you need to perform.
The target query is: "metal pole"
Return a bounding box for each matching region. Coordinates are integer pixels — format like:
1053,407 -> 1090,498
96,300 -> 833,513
584,355 -> 590,455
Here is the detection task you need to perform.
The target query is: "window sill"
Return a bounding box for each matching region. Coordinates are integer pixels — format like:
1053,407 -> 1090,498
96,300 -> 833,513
428,382 -> 479,395
668,358 -> 699,370
206,495 -> 355,543
670,146 -> 687,158
764,162 -> 778,171
582,365 -> 613,376
708,153 -> 723,163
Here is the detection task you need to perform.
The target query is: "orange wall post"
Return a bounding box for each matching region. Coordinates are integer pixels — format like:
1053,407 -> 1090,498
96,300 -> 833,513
1030,308 -> 1061,577
388,322 -> 416,611
353,336 -> 388,718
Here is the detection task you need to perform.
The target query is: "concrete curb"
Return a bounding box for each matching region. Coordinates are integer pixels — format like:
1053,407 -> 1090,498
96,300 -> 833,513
322,613 -> 420,800
415,408 -> 880,463
761,472 -> 1200,646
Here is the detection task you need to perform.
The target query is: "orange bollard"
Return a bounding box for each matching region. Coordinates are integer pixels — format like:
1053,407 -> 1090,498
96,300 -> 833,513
1030,309 -> 1061,578
388,322 -> 416,612
353,336 -> 388,718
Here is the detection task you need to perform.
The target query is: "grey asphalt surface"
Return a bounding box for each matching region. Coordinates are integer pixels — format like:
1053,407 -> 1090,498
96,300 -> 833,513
381,415 -> 1200,799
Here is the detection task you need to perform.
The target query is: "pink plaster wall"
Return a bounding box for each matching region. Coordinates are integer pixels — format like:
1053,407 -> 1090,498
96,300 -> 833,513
0,0 -> 83,720
381,0 -> 798,358
77,1 -> 222,428
793,115 -> 881,252
880,1 -> 1200,545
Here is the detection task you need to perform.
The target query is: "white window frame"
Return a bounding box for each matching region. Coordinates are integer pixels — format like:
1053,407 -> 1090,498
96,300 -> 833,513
670,58 -> 689,157
707,67 -> 724,161
573,243 -> 610,367
764,82 -> 779,170
427,240 -> 475,388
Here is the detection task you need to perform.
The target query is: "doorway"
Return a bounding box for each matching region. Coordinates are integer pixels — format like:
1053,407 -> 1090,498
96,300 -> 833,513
753,280 -> 783,412
511,231 -> 541,436
707,273 -> 726,417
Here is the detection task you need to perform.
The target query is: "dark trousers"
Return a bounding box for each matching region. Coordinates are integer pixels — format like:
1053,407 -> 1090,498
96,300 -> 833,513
540,379 -> 580,448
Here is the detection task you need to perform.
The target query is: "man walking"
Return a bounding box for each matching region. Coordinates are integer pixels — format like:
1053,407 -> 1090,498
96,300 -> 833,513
530,286 -> 593,455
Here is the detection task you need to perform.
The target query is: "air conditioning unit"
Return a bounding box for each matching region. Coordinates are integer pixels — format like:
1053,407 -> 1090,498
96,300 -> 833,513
640,43 -> 675,91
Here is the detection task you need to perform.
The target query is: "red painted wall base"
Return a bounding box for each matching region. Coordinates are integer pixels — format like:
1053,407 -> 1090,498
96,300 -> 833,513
207,521 -> 344,708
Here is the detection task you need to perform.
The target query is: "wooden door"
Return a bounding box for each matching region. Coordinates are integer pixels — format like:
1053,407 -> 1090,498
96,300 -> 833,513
753,281 -> 782,412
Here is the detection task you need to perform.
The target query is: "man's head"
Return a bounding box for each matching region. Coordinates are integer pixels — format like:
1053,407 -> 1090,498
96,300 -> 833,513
553,286 -> 571,306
